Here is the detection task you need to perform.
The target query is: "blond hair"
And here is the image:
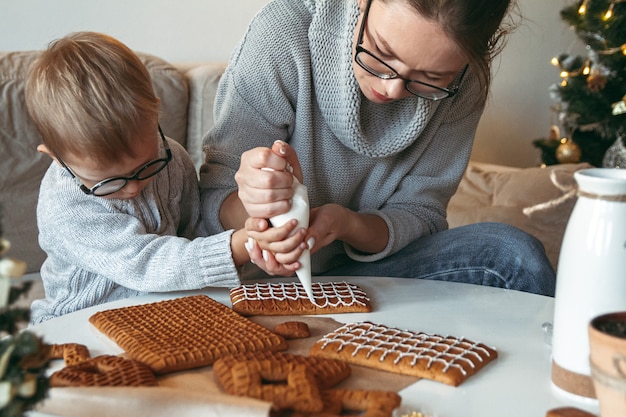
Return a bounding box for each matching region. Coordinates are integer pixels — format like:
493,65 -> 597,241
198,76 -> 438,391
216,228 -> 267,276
25,31 -> 160,162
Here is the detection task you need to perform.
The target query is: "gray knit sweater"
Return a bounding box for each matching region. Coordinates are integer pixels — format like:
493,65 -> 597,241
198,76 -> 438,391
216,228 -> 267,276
200,0 -> 484,273
31,138 -> 240,324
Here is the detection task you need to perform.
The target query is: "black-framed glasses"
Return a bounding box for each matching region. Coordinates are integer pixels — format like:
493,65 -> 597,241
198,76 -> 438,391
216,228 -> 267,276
56,125 -> 172,197
355,0 -> 468,101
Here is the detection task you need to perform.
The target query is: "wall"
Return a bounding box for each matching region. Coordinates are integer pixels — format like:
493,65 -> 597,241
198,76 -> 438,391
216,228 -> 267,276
0,0 -> 580,167
474,0 -> 585,167
0,0 -> 267,62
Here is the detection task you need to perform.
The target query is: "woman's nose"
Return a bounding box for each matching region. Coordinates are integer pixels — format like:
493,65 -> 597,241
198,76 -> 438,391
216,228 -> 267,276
385,78 -> 410,100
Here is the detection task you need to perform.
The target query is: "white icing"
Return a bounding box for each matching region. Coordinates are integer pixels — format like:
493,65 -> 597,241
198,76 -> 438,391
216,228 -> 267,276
230,281 -> 369,309
317,321 -> 495,375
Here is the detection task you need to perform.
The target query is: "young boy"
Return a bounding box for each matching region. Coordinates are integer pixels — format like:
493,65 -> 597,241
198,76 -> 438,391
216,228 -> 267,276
24,31 -> 252,324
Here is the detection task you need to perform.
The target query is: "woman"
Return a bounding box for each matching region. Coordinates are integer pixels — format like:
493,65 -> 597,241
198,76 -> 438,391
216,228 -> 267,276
200,0 -> 556,296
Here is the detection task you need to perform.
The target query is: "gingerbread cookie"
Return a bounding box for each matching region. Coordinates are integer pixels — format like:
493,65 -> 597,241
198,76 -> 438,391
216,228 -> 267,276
50,355 -> 158,387
214,350 -> 351,393
309,321 -> 497,386
229,360 -> 324,412
230,281 -> 371,316
89,295 -> 288,373
274,321 -> 311,339
213,351 -> 404,415
49,343 -> 90,366
292,389 -> 402,417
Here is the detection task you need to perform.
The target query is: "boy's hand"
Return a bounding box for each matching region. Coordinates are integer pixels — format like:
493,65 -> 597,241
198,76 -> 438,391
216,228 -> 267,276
244,217 -> 308,276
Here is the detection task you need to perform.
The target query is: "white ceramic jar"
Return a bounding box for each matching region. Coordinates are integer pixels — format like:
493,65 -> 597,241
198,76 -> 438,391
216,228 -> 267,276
552,168 -> 626,401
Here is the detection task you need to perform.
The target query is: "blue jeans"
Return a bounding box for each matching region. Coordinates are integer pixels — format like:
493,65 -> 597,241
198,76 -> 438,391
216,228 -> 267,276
322,222 -> 556,297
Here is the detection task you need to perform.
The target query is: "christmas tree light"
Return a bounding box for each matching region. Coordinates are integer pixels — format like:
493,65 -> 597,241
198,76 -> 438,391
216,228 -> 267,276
578,0 -> 590,14
603,2 -> 614,20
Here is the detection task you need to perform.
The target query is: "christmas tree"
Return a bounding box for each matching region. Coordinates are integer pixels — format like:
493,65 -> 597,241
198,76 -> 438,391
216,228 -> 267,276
0,209 -> 49,417
534,0 -> 626,166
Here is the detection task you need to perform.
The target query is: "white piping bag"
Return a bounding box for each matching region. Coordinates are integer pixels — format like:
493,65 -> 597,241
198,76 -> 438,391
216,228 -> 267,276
268,177 -> 314,302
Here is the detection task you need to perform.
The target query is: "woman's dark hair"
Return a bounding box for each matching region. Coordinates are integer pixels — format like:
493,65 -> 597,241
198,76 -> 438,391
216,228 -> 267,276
388,0 -> 519,105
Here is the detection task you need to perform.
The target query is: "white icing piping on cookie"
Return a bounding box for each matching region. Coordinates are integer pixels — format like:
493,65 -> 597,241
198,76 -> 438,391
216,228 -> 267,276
318,322 -> 494,375
230,281 -> 370,309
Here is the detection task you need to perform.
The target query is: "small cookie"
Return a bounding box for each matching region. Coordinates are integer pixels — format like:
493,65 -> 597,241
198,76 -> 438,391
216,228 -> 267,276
546,407 -> 596,417
50,355 -> 158,387
274,321 -> 311,339
49,343 -> 91,365
310,321 -> 497,387
292,389 -> 402,417
230,281 -> 372,316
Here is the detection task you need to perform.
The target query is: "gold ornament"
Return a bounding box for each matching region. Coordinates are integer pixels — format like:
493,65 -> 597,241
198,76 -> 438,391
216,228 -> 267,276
555,138 -> 582,164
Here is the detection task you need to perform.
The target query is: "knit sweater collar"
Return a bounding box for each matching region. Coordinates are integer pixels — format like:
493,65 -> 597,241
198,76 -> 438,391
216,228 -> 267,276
307,0 -> 440,157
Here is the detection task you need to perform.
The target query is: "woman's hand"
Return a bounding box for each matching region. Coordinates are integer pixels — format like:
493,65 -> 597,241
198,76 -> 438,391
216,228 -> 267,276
306,204 -> 347,253
307,204 -> 389,255
235,141 -> 303,219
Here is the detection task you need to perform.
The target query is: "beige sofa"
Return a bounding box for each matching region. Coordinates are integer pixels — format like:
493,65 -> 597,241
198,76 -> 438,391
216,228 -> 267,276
0,50 -> 589,280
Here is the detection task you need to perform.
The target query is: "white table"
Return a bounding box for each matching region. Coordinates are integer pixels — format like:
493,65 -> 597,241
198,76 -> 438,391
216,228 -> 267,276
26,276 -> 599,417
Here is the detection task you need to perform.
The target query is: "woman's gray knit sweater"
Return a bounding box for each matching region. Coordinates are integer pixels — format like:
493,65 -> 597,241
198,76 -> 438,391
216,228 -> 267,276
31,139 -> 240,324
200,0 -> 484,273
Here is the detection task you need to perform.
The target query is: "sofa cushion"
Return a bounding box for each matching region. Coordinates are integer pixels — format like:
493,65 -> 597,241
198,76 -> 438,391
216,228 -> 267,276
0,50 -> 188,273
447,161 -> 592,271
0,51 -> 49,273
182,62 -> 227,170
140,52 -> 189,149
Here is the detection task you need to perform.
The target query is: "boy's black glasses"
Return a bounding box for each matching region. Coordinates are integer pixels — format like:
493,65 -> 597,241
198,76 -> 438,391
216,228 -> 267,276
354,0 -> 468,101
56,125 -> 172,197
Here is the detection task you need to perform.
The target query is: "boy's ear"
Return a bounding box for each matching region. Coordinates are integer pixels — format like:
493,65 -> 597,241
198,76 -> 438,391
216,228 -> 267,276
37,144 -> 59,164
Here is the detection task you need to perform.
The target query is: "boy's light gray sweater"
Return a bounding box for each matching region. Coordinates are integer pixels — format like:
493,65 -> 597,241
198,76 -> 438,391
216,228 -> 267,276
31,139 -> 240,324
